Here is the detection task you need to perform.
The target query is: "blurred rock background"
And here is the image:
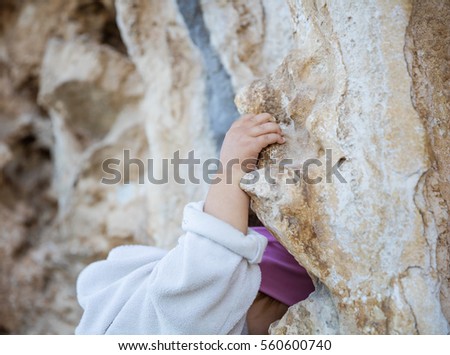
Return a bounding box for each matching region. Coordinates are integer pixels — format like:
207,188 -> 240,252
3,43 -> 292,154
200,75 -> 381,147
0,0 -> 448,334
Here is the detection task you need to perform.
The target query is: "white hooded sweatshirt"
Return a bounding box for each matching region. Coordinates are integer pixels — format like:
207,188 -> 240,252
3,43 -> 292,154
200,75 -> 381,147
75,201 -> 268,335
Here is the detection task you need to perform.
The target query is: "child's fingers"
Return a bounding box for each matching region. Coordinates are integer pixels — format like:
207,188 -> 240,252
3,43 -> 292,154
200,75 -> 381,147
250,113 -> 273,126
250,122 -> 283,137
233,113 -> 274,129
240,113 -> 256,121
232,113 -> 255,127
256,133 -> 285,148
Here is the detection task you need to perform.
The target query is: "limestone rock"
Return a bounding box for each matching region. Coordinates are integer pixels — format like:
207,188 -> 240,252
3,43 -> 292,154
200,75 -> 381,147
0,0 -> 118,89
1,0 -> 448,335
38,37 -> 145,213
0,0 -> 143,334
238,0 -> 449,334
201,0 -> 293,91
33,27 -> 150,334
116,0 -> 216,249
405,0 -> 450,322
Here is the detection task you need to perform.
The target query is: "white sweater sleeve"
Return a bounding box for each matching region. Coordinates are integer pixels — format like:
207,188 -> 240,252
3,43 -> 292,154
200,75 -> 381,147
75,201 -> 268,335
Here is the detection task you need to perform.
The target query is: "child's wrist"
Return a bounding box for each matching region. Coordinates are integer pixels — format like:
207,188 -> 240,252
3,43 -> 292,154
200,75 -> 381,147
218,159 -> 246,185
230,166 -> 246,186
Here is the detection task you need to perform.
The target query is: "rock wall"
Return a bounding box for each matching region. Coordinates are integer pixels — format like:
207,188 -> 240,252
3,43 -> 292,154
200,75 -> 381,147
0,0 -> 448,334
238,0 -> 450,334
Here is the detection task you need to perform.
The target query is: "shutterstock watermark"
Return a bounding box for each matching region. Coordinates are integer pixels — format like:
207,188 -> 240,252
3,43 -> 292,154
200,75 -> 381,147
101,149 -> 347,185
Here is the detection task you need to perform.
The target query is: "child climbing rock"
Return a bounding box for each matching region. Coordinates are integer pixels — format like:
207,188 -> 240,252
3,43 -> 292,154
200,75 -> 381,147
75,113 -> 314,335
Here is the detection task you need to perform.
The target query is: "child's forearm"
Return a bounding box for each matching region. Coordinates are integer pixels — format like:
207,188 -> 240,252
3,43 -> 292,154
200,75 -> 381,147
204,168 -> 249,234
204,113 -> 284,234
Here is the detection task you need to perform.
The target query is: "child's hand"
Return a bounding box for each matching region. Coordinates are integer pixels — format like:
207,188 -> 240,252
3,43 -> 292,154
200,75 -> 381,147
204,113 -> 285,233
219,113 -> 285,181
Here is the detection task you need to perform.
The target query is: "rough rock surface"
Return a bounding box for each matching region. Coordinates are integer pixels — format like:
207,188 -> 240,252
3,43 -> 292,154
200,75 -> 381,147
0,0 -> 448,335
0,0 -> 142,334
238,0 -> 449,334
201,0 -> 294,91
405,0 -> 450,323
